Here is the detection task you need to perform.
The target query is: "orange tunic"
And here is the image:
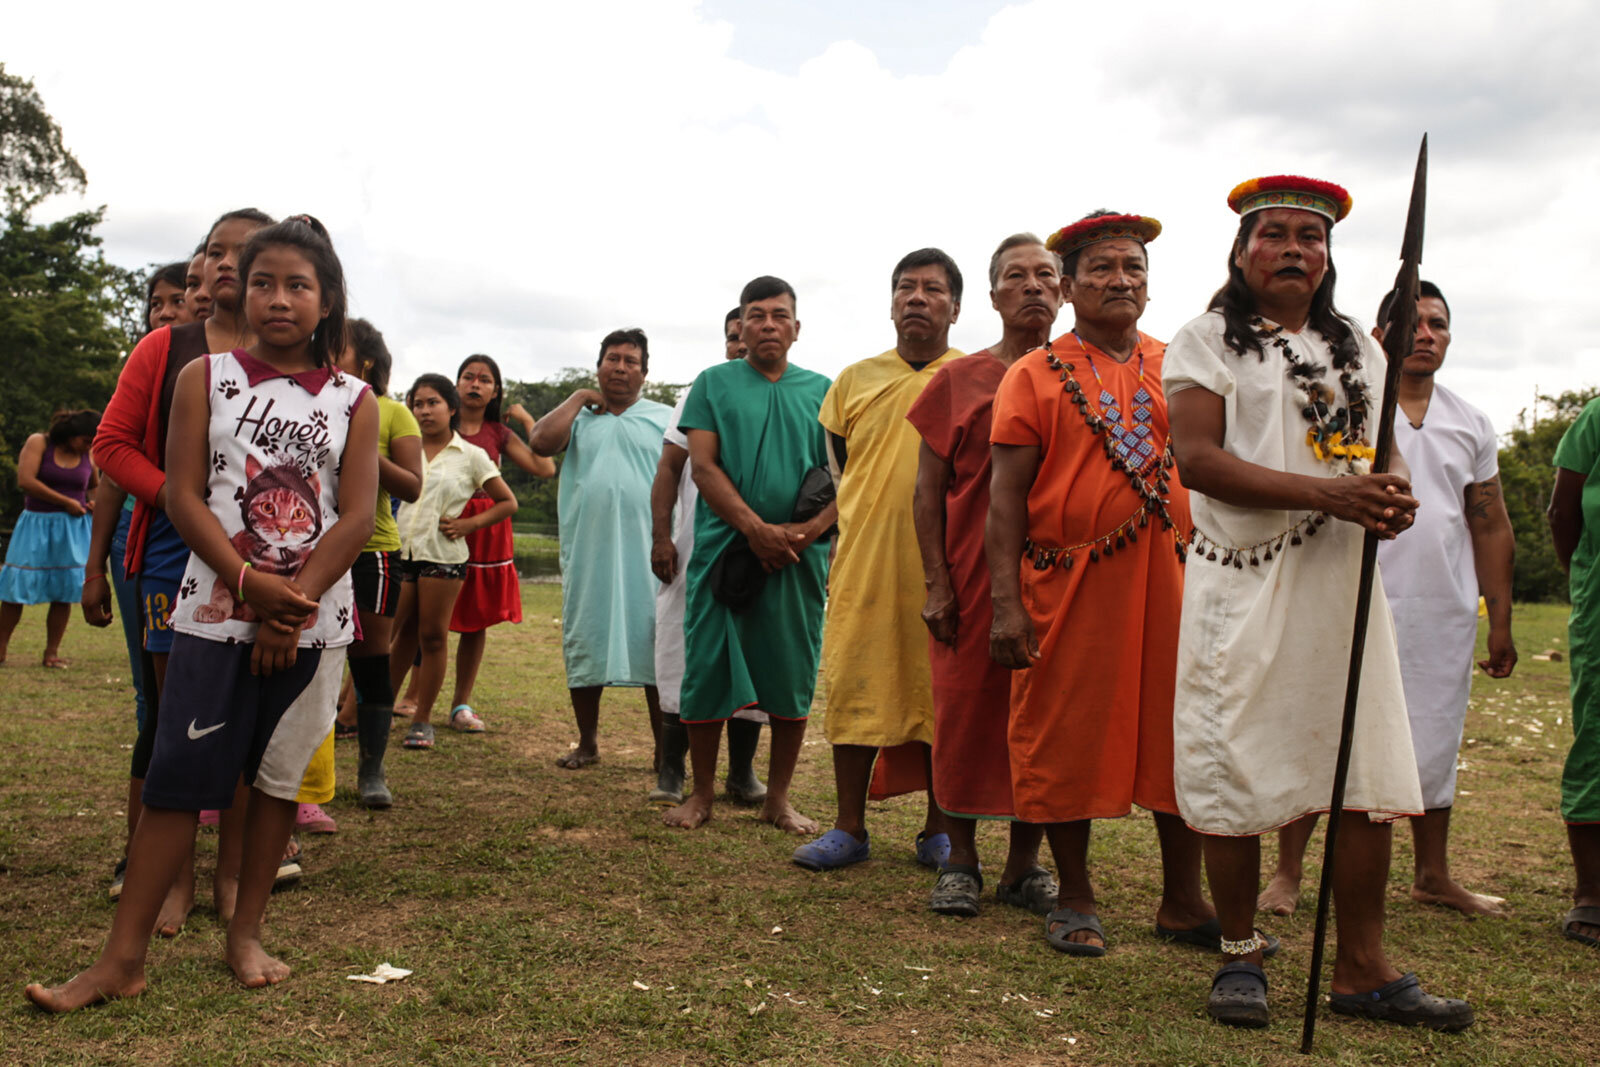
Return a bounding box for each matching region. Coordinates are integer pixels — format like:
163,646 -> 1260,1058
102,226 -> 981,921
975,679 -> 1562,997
989,332 -> 1189,824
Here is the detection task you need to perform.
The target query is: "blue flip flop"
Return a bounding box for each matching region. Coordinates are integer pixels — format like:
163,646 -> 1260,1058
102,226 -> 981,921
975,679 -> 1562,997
915,831 -> 951,869
793,829 -> 871,871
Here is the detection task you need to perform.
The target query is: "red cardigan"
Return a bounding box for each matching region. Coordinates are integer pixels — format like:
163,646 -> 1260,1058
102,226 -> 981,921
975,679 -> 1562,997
94,327 -> 176,574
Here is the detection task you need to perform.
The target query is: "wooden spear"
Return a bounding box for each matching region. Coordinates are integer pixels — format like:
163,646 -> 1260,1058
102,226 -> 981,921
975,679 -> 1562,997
1300,134 -> 1429,1054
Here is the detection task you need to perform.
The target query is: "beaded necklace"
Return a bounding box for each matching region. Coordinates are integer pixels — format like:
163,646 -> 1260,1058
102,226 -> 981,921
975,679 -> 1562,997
1025,336 -> 1185,571
1251,316 -> 1375,473
1189,317 -> 1369,568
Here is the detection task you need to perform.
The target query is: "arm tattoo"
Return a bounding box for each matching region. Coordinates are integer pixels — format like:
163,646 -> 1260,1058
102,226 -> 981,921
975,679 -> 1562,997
1465,478 -> 1501,521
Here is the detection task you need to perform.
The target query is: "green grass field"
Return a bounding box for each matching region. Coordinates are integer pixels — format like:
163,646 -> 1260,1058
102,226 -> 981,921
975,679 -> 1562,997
1,591 -> 1595,1064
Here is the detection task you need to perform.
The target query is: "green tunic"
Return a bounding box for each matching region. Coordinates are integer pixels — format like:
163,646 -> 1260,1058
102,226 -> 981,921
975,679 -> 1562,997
678,359 -> 832,722
1554,399 -> 1600,822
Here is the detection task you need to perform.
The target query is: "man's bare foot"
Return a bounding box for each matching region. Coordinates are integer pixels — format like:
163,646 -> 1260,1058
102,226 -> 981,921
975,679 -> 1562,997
1258,871 -> 1301,916
24,960 -> 145,1012
41,655 -> 69,669
154,871 -> 195,938
1412,878 -> 1506,917
555,748 -> 599,770
663,795 -> 713,829
225,936 -> 291,988
213,872 -> 239,924
760,799 -> 818,836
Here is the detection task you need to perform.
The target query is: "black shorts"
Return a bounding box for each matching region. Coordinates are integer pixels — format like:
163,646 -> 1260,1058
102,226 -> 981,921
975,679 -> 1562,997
399,557 -> 467,582
142,633 -> 342,810
352,550 -> 401,616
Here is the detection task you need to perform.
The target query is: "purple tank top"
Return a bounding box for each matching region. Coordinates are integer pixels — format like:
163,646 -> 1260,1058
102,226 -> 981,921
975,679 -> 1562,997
25,446 -> 91,513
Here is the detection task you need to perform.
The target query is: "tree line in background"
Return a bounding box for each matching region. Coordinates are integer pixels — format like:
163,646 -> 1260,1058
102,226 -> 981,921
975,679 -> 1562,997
0,62 -> 1584,600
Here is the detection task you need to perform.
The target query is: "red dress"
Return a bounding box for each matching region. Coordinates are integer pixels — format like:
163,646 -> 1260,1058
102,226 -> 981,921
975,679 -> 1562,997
449,421 -> 523,632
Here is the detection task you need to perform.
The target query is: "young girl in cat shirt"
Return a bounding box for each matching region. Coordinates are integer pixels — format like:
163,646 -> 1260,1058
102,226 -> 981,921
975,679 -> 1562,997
391,374 -> 517,751
27,215 -> 379,1011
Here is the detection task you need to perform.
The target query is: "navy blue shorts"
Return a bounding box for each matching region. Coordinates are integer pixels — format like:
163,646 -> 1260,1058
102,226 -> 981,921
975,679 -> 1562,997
139,511 -> 191,655
141,632 -> 344,811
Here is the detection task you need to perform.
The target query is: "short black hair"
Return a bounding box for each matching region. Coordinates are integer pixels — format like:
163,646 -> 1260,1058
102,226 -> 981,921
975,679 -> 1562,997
892,247 -> 963,303
238,214 -> 347,370
346,319 -> 393,396
725,306 -> 742,330
407,373 -> 461,430
1377,279 -> 1450,328
48,408 -> 100,446
598,328 -> 649,375
739,276 -> 797,316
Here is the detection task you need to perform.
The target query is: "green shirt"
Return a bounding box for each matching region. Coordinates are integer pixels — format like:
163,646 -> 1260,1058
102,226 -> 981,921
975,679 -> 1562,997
368,395 -> 421,553
676,358 -> 832,721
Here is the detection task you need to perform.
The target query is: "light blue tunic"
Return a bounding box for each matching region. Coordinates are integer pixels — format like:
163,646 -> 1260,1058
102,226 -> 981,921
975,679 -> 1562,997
557,398 -> 673,687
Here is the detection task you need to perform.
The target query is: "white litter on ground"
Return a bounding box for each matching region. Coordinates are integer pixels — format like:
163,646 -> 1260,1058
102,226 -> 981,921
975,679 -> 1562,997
346,963 -> 412,984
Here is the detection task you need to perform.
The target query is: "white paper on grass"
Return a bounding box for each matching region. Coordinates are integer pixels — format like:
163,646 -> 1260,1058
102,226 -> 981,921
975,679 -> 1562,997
347,963 -> 413,984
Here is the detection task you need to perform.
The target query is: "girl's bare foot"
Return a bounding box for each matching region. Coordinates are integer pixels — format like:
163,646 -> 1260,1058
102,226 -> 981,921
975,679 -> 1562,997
663,795 -> 713,829
1257,871 -> 1301,916
24,959 -> 145,1013
154,868 -> 195,938
760,799 -> 818,836
225,935 -> 291,988
555,747 -> 599,770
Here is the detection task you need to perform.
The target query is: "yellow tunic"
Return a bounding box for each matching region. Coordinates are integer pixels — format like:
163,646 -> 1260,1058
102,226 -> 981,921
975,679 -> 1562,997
819,347 -> 962,747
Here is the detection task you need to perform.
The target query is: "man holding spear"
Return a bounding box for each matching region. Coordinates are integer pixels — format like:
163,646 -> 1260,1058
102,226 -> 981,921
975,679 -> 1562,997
1164,173 -> 1473,1032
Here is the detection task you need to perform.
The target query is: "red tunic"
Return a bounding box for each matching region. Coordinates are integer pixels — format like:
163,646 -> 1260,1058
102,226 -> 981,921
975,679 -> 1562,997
449,421 -> 522,632
900,351 -> 1019,817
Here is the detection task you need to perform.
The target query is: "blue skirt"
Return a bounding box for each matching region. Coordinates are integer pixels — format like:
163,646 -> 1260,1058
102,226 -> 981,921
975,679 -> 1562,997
0,509 -> 91,604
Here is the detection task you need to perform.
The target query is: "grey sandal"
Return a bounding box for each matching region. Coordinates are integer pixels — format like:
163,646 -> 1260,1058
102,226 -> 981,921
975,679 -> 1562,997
1328,972 -> 1473,1032
930,864 -> 982,917
1207,960 -> 1268,1028
997,866 -> 1058,916
1045,906 -> 1106,957
1561,905 -> 1600,947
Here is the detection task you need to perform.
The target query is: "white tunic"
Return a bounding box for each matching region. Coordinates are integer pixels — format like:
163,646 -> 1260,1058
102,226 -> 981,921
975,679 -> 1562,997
1377,384 -> 1498,808
652,395 -> 766,722
1164,312 -> 1423,835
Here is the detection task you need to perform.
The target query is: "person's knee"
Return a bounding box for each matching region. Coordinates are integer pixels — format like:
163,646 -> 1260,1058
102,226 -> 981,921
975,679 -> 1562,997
418,629 -> 449,655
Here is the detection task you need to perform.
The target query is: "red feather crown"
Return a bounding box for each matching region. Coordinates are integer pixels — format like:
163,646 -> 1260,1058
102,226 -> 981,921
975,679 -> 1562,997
1045,214 -> 1162,259
1227,175 -> 1352,223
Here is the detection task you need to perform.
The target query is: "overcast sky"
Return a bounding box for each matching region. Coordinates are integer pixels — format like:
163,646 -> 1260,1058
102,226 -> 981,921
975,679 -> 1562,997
10,0 -> 1598,432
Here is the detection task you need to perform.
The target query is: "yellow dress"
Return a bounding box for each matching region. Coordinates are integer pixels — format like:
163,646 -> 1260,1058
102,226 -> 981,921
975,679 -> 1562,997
819,347 -> 962,748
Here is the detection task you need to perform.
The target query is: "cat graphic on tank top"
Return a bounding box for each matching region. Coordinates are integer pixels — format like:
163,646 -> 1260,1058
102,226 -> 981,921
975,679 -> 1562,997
191,455 -> 323,626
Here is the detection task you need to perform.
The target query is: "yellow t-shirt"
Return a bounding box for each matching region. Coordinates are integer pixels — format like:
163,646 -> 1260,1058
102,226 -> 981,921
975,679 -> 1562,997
367,395 -> 422,553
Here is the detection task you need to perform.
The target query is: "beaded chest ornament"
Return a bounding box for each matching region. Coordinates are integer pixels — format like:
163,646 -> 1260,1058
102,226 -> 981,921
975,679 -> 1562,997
1022,336 -> 1186,571
1189,317 -> 1375,568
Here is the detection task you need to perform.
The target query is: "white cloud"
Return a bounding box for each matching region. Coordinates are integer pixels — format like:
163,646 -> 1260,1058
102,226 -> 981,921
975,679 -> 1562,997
8,0 -> 1598,434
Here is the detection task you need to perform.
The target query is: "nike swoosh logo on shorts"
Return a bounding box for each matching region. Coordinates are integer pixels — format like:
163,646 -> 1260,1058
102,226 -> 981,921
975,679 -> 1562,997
187,720 -> 226,740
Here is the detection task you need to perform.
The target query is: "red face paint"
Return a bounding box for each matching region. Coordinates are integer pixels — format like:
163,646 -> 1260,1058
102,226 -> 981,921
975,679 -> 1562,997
1234,208 -> 1329,315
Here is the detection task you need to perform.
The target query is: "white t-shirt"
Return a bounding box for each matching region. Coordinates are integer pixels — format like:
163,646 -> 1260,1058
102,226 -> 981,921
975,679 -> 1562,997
1377,382 -> 1498,806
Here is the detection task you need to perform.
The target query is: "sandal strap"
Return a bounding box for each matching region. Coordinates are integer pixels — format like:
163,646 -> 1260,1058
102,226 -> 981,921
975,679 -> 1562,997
1212,960 -> 1267,990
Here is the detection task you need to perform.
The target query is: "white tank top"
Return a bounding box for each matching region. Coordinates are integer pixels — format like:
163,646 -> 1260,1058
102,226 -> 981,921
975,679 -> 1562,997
170,349 -> 368,648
